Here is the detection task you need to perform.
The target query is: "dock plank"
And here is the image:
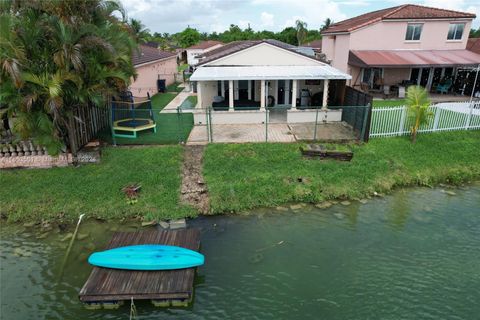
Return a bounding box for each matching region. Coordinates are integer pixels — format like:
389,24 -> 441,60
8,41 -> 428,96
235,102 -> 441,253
78,229 -> 201,302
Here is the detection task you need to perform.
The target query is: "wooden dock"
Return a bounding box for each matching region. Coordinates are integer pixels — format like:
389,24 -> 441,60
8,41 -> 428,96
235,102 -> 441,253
79,229 -> 201,307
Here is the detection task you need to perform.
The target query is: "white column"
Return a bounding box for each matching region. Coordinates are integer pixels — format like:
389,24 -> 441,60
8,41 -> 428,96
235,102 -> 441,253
197,81 -> 203,109
229,80 -> 234,112
260,80 -> 266,109
322,79 -> 329,110
292,80 -> 297,109
248,80 -> 252,100
221,80 -> 225,98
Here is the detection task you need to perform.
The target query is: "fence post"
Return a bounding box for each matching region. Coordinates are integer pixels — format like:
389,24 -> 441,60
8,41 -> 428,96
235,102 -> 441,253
465,102 -> 474,129
433,106 -> 441,130
360,104 -> 370,141
205,107 -> 211,143
398,106 -> 407,135
177,107 -> 184,143
313,105 -> 320,141
265,107 -> 269,142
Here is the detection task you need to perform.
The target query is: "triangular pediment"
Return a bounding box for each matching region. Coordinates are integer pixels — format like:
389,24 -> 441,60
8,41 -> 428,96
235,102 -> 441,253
204,42 -> 323,67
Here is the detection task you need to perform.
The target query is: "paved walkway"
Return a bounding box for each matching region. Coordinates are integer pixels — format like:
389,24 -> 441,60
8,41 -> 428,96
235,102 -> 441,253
161,87 -> 196,113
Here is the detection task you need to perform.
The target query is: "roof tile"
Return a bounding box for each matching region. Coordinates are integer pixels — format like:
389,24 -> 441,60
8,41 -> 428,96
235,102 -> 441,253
132,45 -> 176,66
323,4 -> 476,34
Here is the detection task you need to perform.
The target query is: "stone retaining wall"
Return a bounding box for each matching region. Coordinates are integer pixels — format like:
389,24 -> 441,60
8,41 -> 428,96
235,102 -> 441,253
0,153 -> 73,169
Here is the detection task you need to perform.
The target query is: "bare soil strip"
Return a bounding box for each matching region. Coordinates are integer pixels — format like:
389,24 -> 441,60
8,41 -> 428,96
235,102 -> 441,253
180,145 -> 210,214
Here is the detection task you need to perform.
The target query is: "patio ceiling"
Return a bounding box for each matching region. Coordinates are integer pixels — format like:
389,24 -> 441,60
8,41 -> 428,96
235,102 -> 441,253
349,50 -> 480,68
190,65 -> 352,81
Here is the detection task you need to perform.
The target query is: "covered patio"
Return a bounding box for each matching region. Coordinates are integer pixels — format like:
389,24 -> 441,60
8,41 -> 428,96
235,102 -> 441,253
190,65 -> 352,125
349,49 -> 480,98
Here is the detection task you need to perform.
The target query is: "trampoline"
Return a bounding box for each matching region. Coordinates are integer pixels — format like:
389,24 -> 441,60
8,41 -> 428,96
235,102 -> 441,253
111,91 -> 157,138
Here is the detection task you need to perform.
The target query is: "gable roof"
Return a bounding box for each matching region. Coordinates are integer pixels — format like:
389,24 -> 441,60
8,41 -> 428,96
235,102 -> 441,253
196,39 -> 318,66
187,40 -> 223,50
467,38 -> 480,55
322,4 -> 476,34
132,45 -> 176,66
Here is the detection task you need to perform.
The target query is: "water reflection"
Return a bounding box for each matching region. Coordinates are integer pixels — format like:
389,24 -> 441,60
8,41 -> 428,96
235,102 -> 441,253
1,184 -> 479,320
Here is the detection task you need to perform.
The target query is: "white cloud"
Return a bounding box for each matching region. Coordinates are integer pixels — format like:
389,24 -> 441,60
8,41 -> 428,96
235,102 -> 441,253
260,12 -> 275,27
254,0 -> 347,30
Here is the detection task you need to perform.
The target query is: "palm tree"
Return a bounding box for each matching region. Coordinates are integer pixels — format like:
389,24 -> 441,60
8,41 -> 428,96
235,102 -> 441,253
295,20 -> 308,45
405,86 -> 432,143
129,18 -> 150,43
0,0 -> 137,154
321,18 -> 333,31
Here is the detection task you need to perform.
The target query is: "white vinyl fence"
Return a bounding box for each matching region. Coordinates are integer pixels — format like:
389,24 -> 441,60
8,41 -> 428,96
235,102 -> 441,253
369,101 -> 480,138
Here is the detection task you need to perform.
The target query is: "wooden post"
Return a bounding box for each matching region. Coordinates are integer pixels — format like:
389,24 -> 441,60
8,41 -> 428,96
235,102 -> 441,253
322,79 -> 329,110
229,80 -> 234,112
292,80 -> 297,109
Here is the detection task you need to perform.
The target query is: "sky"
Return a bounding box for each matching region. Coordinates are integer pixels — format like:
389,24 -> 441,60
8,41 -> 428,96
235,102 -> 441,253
120,0 -> 480,34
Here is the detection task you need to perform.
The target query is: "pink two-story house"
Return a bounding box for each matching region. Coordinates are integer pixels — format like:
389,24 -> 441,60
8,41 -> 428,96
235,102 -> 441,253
321,4 -> 480,96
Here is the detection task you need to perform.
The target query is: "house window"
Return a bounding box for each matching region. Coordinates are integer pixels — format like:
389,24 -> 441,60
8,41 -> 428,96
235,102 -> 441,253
447,23 -> 464,40
405,24 -> 422,41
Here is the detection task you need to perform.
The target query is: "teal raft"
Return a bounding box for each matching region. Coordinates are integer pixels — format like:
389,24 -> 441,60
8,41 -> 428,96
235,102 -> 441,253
88,244 -> 204,271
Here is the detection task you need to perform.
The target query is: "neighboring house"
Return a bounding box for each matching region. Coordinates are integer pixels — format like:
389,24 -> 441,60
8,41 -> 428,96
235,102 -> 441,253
467,38 -> 480,54
186,40 -> 223,65
189,39 -> 351,125
321,4 -> 480,96
130,45 -> 177,97
303,40 -> 322,52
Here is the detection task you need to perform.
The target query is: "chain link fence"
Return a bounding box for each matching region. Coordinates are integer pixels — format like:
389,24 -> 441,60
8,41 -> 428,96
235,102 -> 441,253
189,104 -> 371,144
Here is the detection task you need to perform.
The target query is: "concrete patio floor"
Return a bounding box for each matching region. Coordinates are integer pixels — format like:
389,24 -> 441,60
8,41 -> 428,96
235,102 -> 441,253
186,122 -> 357,144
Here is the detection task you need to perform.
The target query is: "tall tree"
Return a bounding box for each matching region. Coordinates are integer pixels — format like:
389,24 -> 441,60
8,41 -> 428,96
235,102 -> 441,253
0,0 -> 137,154
295,20 -> 308,45
178,26 -> 201,48
129,18 -> 151,43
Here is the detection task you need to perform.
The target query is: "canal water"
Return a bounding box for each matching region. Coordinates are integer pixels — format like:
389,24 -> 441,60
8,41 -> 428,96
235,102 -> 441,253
1,185 -> 479,319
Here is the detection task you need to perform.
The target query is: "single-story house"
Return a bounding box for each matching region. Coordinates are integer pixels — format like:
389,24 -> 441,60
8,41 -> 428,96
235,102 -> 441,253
189,39 -> 353,125
130,44 -> 177,97
186,40 -> 224,65
321,4 -> 480,96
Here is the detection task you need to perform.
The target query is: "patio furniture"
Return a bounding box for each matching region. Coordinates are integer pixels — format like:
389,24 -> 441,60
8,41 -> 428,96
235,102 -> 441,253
436,80 -> 452,94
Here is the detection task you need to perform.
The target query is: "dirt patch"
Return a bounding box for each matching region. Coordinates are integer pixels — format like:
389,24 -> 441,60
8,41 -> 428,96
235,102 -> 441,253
180,145 -> 210,214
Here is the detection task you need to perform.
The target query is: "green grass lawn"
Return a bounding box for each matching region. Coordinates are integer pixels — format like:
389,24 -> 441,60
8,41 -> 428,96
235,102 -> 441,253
104,92 -> 194,145
203,131 -> 480,213
167,82 -> 183,93
373,99 -> 406,108
0,146 -> 196,222
150,92 -> 177,111
180,95 -> 198,109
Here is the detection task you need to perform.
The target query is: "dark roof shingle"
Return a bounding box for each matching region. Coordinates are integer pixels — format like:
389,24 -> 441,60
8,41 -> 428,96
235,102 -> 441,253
132,45 -> 176,66
322,4 -> 476,34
